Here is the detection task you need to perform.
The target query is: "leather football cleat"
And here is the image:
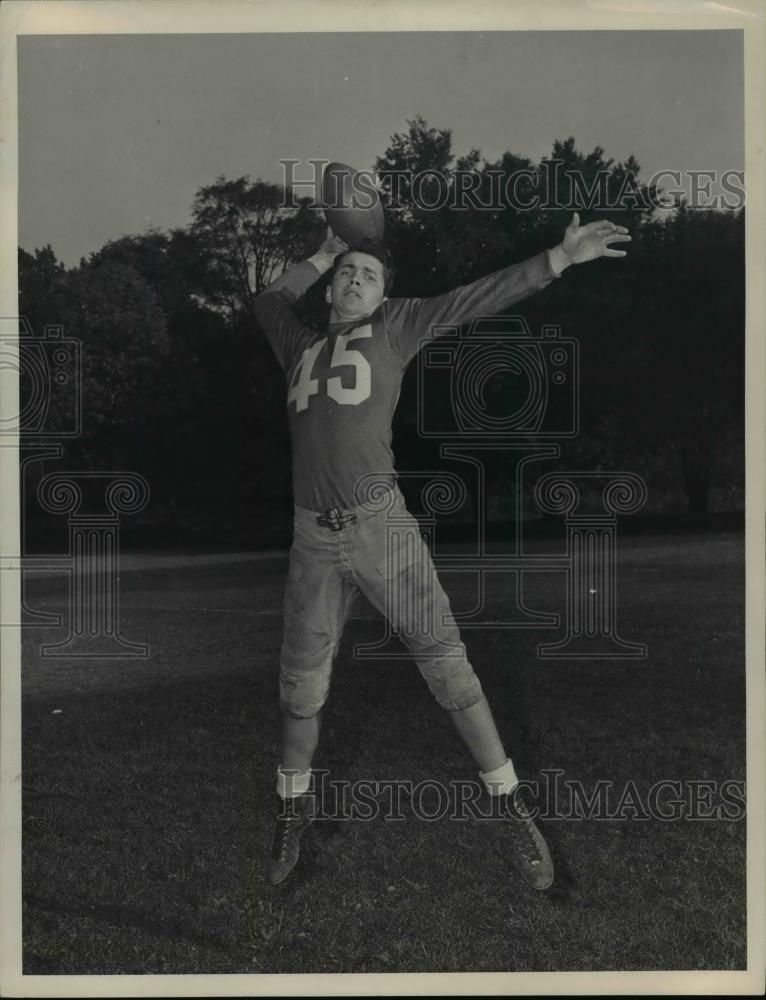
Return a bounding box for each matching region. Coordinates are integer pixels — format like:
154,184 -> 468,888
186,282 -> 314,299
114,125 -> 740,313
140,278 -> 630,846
498,787 -> 555,891
266,793 -> 316,886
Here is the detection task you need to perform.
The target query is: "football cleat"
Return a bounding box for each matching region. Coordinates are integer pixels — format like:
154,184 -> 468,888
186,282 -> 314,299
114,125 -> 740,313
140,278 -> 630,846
498,787 -> 555,891
266,793 -> 316,886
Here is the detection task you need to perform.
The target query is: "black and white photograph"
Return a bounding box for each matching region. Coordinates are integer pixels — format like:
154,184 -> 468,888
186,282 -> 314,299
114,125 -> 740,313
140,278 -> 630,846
1,0 -> 764,995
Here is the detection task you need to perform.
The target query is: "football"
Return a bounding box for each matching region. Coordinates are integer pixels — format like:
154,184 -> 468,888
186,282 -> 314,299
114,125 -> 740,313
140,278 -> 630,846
321,161 -> 385,245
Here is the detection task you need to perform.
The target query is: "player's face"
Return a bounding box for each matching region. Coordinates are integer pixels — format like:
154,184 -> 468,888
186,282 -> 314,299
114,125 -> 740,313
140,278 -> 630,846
327,252 -> 386,321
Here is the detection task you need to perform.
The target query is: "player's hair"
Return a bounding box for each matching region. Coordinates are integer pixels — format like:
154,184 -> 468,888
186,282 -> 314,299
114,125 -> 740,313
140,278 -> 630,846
332,238 -> 396,295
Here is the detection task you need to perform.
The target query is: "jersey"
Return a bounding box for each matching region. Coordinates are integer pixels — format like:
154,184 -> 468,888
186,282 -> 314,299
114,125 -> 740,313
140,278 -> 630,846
253,250 -> 561,512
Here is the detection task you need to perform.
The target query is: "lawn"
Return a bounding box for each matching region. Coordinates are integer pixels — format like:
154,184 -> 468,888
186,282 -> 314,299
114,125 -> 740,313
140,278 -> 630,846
20,531 -> 746,973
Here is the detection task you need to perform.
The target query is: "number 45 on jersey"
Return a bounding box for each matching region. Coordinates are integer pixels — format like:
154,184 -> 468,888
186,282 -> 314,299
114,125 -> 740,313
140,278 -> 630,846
287,326 -> 372,412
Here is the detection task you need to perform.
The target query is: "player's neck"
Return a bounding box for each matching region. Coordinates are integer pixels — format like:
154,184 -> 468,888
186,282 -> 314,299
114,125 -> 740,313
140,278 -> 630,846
328,296 -> 386,327
328,307 -> 362,326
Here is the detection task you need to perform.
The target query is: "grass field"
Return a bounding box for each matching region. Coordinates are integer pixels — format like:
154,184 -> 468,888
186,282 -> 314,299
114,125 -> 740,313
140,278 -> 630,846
20,531 -> 746,974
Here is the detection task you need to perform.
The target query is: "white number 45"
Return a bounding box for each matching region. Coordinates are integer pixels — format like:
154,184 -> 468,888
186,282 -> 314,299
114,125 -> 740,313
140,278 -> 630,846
287,325 -> 372,412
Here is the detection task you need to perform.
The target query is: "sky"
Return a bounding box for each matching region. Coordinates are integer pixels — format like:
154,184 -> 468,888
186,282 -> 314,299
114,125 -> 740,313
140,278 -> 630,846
18,30 -> 744,267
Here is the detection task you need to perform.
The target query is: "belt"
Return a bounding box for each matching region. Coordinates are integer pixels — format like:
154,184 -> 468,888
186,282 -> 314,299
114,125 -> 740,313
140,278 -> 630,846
294,483 -> 399,531
316,507 -> 358,531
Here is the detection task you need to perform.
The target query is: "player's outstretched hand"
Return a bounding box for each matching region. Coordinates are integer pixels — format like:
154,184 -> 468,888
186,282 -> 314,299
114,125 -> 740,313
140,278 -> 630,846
561,212 -> 631,264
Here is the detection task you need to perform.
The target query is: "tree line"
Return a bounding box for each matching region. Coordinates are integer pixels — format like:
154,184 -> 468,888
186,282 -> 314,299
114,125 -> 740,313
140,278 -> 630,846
19,116 -> 744,530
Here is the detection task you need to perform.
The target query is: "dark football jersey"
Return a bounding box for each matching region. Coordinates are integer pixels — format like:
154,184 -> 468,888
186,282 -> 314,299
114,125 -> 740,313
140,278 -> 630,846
254,251 -> 560,511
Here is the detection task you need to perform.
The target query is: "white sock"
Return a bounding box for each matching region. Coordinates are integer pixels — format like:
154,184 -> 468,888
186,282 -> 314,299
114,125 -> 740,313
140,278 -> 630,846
276,765 -> 312,799
479,758 -> 519,797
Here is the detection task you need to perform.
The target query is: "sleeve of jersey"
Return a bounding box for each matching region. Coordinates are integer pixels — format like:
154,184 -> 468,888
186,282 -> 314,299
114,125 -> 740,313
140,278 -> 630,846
384,249 -> 561,367
253,260 -> 320,371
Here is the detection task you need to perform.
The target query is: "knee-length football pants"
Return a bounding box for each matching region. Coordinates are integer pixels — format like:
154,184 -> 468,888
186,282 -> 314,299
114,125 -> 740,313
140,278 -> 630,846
279,484 -> 484,719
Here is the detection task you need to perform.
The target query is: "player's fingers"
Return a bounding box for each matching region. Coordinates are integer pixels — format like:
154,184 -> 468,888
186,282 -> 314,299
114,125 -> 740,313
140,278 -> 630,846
584,220 -> 613,233
604,233 -> 632,244
596,222 -> 630,234
326,225 -> 348,250
602,248 -> 628,257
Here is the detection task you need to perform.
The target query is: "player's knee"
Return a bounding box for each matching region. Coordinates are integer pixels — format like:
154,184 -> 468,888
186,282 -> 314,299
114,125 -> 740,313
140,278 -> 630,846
436,671 -> 484,712
279,696 -> 325,720
279,639 -> 333,719
419,656 -> 484,712
279,672 -> 330,719
400,617 -> 463,659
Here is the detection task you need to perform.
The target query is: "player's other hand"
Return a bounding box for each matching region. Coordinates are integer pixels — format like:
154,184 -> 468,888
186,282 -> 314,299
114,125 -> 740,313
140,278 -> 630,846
560,212 -> 631,265
320,225 -> 350,256
308,225 -> 350,276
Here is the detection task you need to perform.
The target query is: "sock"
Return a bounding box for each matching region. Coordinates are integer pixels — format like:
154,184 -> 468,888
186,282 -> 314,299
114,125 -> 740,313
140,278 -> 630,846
276,765 -> 312,800
479,757 -> 519,797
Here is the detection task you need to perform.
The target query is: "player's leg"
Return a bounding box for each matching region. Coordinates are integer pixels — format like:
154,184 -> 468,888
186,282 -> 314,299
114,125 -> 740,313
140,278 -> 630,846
356,509 -> 510,770
446,690 -> 507,773
278,567 -> 358,773
353,491 -> 489,739
268,535 -> 358,886
280,714 -> 321,777
354,489 -> 554,889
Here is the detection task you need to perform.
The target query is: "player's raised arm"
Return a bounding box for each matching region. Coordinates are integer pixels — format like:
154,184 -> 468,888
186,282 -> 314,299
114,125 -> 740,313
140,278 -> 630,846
385,213 -> 631,367
253,226 -> 349,370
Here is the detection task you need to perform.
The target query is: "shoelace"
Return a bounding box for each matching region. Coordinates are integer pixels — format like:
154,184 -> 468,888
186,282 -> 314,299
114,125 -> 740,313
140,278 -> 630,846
514,822 -> 543,866
508,797 -> 544,866
273,816 -> 300,862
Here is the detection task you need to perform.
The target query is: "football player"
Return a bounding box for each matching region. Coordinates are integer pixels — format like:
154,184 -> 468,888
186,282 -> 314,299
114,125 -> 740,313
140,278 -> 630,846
254,212 -> 630,888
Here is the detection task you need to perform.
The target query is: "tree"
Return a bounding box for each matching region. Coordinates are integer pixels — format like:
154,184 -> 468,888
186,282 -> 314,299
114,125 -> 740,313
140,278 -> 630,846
373,118 -> 744,520
58,259 -> 170,468
189,176 -> 323,322
87,228 -> 209,319
18,245 -> 68,337
623,206 -> 745,515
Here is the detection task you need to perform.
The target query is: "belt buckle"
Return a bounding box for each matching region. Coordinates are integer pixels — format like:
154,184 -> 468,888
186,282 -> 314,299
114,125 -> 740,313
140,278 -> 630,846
317,506 -> 357,532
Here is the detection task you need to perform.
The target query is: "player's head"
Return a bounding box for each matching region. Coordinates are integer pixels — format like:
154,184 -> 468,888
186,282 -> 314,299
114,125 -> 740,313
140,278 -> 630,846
325,238 -> 395,321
